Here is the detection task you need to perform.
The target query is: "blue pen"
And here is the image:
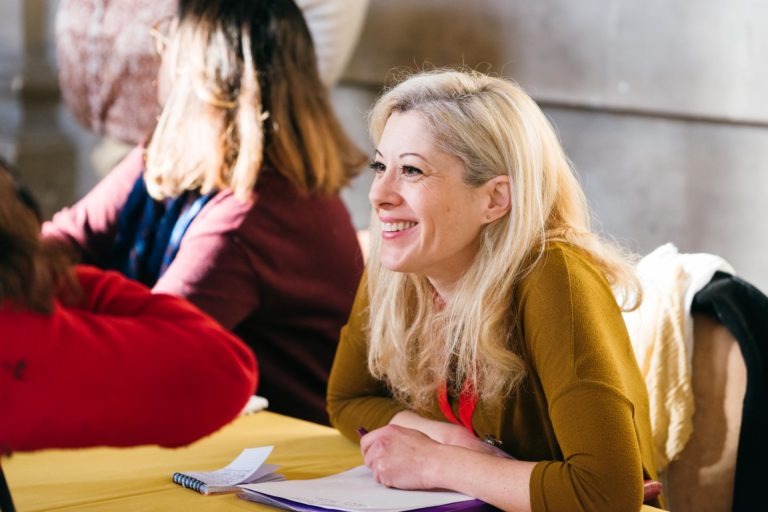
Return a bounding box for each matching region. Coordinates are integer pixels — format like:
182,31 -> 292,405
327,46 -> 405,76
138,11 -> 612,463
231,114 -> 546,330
356,427 -> 368,437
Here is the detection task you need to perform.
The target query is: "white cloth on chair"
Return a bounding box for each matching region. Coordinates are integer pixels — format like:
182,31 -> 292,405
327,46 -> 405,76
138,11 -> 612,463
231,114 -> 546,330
623,243 -> 734,471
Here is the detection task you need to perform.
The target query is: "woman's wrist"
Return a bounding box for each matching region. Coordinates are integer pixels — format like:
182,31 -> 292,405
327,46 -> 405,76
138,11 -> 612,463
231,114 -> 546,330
421,441 -> 455,489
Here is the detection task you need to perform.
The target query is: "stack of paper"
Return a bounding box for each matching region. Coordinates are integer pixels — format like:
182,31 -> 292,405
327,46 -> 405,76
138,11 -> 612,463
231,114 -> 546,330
237,465 -> 492,512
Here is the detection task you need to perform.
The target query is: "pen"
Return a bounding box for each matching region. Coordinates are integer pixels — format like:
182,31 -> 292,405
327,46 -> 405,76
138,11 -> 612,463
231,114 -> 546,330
356,427 -> 369,437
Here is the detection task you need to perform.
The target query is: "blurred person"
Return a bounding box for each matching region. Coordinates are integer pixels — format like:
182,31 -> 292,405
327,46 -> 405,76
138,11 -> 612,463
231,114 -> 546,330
45,0 -> 366,425
0,156 -> 257,452
327,70 -> 662,511
55,0 -> 368,146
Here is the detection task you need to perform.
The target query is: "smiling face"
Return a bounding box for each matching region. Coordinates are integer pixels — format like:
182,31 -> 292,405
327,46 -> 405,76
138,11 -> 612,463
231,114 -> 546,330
369,110 -> 496,295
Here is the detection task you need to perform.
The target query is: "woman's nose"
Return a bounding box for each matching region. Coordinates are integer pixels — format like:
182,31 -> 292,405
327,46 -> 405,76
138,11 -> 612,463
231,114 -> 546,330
368,167 -> 401,209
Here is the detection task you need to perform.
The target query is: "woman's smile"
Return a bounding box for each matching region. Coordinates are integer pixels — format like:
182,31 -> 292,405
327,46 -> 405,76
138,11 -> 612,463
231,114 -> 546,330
380,218 -> 419,238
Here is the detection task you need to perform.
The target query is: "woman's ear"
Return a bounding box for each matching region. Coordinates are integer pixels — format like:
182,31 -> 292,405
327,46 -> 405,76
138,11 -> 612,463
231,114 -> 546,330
482,175 -> 511,223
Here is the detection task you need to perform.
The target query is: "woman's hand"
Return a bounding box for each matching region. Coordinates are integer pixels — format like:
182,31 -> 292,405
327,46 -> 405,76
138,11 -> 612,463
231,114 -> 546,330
360,424 -> 444,489
389,410 -> 511,458
361,423 -> 535,511
434,422 -> 511,458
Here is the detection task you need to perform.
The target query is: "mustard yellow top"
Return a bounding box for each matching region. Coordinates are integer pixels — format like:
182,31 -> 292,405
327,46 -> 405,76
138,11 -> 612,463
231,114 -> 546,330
327,242 -> 662,511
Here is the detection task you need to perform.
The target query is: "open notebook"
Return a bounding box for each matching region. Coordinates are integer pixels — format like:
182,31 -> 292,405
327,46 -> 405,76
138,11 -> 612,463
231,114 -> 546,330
172,446 -> 283,495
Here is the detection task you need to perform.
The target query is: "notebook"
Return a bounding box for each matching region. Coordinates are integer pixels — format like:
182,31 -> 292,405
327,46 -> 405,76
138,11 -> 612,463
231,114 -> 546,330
172,446 -> 283,495
237,465 -> 493,512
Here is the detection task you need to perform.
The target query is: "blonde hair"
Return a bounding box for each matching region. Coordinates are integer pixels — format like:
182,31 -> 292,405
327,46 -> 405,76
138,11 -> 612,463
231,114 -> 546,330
145,0 -> 365,202
366,70 -> 641,411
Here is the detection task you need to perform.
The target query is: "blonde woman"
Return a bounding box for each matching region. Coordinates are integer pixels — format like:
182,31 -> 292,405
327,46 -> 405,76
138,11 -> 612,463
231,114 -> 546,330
327,70 -> 662,511
44,0 -> 366,425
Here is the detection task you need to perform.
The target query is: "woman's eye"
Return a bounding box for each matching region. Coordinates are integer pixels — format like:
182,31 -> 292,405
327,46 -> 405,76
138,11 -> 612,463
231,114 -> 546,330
401,165 -> 423,177
368,160 -> 386,173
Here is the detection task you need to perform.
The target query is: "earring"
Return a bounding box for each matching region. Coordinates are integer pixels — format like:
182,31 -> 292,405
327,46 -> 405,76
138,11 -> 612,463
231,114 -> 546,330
486,215 -> 492,221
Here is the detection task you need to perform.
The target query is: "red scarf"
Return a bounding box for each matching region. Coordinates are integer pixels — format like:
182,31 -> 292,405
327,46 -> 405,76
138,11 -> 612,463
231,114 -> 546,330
437,380 -> 478,433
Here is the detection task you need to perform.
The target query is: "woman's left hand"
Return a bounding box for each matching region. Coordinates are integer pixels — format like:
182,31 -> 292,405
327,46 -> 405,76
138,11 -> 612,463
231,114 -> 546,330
360,424 -> 444,490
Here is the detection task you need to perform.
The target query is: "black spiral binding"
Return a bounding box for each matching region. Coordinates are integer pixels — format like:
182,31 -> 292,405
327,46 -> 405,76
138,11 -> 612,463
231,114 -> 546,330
172,472 -> 207,494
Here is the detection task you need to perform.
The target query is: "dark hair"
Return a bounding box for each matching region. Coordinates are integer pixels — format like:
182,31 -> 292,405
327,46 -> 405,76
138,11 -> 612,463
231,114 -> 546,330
0,156 -> 42,221
0,158 -> 78,313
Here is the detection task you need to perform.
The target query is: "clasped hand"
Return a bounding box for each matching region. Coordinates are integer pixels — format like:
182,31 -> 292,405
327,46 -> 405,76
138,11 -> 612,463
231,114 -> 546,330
360,423 -> 510,490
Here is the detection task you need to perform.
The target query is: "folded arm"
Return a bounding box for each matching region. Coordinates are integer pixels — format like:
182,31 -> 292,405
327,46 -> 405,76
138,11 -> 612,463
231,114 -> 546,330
0,266 -> 257,451
361,424 -> 535,511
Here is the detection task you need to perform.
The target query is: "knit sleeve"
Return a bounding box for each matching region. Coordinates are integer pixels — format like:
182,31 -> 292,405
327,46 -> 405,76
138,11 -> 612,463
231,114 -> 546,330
326,271 -> 407,441
0,265 -> 257,451
519,246 -> 647,512
42,145 -> 144,266
152,191 -> 261,330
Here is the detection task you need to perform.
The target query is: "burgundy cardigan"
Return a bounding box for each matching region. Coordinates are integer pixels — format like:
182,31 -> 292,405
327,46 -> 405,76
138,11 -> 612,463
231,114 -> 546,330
43,147 -> 364,424
1,266 -> 257,451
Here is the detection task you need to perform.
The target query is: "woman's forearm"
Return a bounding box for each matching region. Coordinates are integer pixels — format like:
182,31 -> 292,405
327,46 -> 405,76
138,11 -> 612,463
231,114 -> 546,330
389,410 -> 451,438
389,410 -> 509,457
389,410 -> 477,446
428,444 -> 535,512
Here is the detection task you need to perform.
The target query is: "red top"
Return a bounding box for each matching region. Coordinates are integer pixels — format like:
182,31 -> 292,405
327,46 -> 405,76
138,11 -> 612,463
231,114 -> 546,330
0,265 -> 257,452
43,146 -> 364,424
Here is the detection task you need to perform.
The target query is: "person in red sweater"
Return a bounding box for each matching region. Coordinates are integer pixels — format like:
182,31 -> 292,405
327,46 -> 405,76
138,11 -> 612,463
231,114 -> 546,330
44,0 -> 365,425
0,158 -> 257,452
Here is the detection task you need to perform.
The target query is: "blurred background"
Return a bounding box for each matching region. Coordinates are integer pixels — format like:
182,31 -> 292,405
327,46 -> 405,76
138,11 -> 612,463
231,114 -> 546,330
1,0 -> 767,291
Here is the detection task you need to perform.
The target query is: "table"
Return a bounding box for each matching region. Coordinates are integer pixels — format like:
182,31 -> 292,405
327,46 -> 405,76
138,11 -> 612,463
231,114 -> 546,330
2,412 -> 362,511
2,412 -> 665,511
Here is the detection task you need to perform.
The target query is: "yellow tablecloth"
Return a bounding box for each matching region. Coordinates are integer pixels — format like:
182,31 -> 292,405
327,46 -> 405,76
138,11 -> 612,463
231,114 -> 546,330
2,412 -> 362,511
2,411 -> 665,511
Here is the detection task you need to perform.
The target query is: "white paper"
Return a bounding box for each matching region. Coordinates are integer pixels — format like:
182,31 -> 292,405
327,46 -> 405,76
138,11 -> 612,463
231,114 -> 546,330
239,465 -> 475,512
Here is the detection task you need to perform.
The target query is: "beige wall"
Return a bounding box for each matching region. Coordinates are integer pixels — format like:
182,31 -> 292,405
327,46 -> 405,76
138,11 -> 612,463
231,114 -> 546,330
334,0 -> 768,293
344,0 -> 768,123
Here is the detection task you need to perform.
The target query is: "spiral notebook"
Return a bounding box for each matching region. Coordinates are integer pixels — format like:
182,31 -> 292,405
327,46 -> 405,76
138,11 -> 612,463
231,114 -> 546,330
172,446 -> 283,495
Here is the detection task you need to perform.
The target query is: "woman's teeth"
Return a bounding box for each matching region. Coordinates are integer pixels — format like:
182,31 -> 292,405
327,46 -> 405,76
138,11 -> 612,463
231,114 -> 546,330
382,221 -> 417,232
